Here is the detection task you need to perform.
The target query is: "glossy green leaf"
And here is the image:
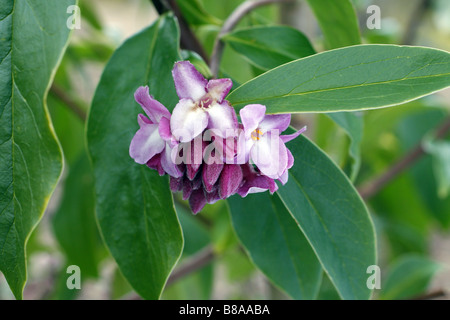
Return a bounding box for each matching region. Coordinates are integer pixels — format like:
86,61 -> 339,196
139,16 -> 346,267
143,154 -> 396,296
228,192 -> 322,300
396,109 -> 450,228
380,255 -> 441,300
424,140 -> 450,198
327,112 -> 364,180
222,25 -> 363,179
0,0 -> 75,299
222,26 -> 316,70
86,14 -> 183,300
162,203 -> 213,300
317,272 -> 341,300
277,134 -> 376,300
227,45 -> 450,114
306,0 -> 361,49
52,153 -> 103,278
176,0 -> 221,26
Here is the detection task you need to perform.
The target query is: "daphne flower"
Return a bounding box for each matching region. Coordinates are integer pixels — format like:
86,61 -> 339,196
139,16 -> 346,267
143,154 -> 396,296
129,86 -> 182,177
239,104 -> 306,180
170,61 -> 238,143
238,163 -> 279,197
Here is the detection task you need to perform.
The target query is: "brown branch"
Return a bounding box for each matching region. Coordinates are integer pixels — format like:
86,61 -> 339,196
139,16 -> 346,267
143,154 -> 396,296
166,245 -> 215,286
210,0 -> 293,78
151,0 -> 210,64
50,84 -> 87,122
122,245 -> 215,300
358,116 -> 450,200
401,0 -> 432,45
408,289 -> 447,300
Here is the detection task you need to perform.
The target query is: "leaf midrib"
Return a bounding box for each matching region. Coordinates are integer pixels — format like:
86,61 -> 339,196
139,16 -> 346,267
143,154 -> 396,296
230,72 -> 450,106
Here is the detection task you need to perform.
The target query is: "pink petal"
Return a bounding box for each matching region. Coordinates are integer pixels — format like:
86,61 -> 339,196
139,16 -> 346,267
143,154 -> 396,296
206,78 -> 232,103
182,179 -> 193,200
189,189 -> 207,214
259,114 -> 291,133
134,86 -> 171,123
219,164 -> 243,199
286,148 -> 294,170
202,162 -> 224,192
171,99 -> 208,143
172,61 -> 208,101
186,163 -> 201,181
160,143 -> 183,178
280,126 -> 307,143
138,114 -> 152,127
169,176 -> 183,192
129,123 -> 165,165
158,116 -> 172,141
239,104 -> 266,139
250,133 -> 288,178
278,170 -> 289,185
237,164 -> 278,197
147,153 -> 165,176
206,101 -> 238,138
205,188 -> 221,204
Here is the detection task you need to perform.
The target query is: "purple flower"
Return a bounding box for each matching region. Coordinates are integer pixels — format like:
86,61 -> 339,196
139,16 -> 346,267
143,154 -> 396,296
239,104 -> 306,181
238,163 -> 279,197
170,61 -> 238,143
129,86 -> 182,177
130,62 -> 306,215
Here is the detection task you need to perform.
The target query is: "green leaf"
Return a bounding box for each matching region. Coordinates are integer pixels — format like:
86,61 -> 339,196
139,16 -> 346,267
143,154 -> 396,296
228,192 -> 322,300
277,134 -> 376,300
424,139 -> 450,198
317,272 -> 341,300
176,0 -> 222,26
222,26 -> 316,70
52,153 -> 103,278
222,25 -> 362,179
327,112 -> 364,180
227,45 -> 450,114
306,0 -> 361,49
380,255 -> 441,300
0,0 -> 75,299
162,203 -> 213,300
86,14 -> 183,300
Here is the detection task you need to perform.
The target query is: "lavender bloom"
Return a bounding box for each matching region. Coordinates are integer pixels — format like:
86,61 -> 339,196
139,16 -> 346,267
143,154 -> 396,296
170,61 -> 238,143
239,104 -> 306,182
129,86 -> 182,178
130,62 -> 305,214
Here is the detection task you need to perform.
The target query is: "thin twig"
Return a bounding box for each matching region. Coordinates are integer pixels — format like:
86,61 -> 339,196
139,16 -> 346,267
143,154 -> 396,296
408,289 -> 447,300
358,116 -> 450,200
401,0 -> 432,45
166,246 -> 215,286
210,0 -> 293,78
49,84 -> 87,122
121,246 -> 215,300
151,0 -> 210,63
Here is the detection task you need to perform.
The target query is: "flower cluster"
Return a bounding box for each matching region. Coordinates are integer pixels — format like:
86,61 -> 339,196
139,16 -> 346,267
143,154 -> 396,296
130,61 -> 306,214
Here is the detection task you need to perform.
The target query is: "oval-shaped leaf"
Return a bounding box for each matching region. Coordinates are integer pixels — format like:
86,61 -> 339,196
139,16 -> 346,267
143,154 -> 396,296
327,112 -> 364,181
86,14 -> 183,300
222,26 -> 316,71
228,192 -> 322,300
277,134 -> 376,300
227,45 -> 450,114
306,0 -> 361,49
0,0 -> 74,299
52,153 -> 103,279
380,255 -> 441,300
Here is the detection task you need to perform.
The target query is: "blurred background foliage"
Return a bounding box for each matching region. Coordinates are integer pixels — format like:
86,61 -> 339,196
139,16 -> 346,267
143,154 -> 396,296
1,0 -> 449,300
